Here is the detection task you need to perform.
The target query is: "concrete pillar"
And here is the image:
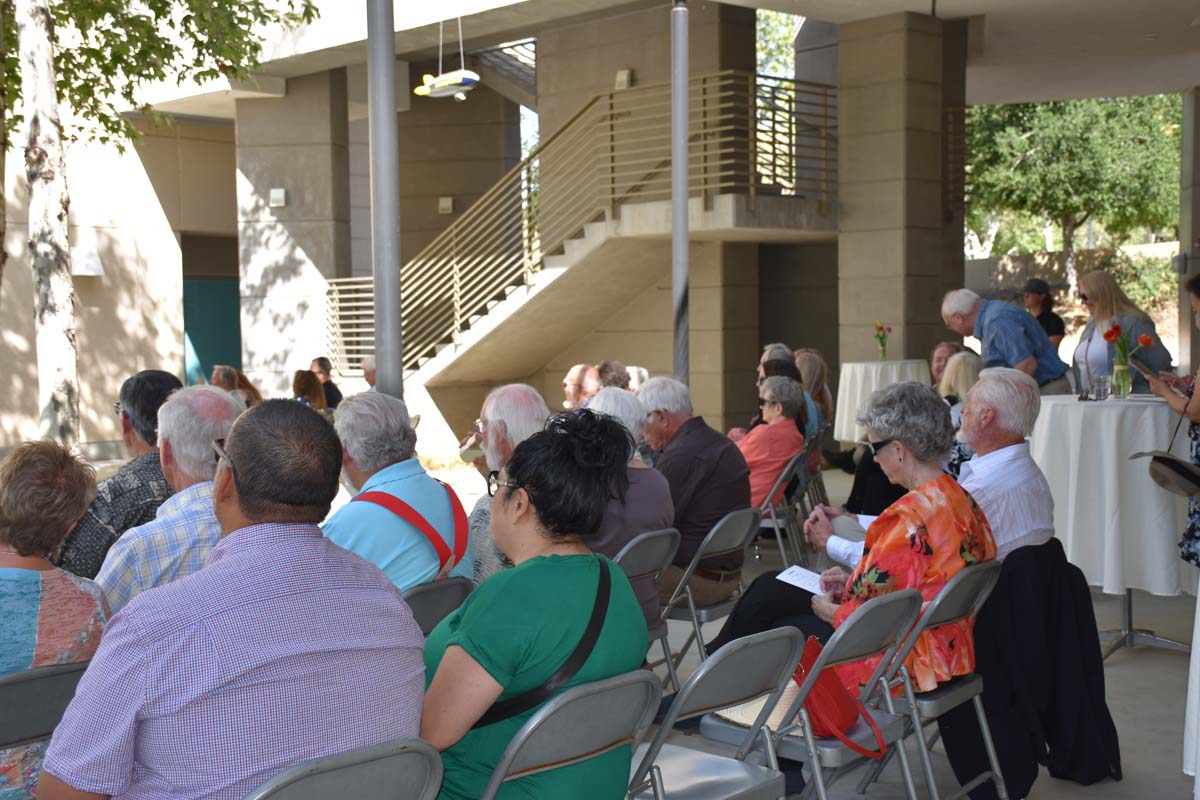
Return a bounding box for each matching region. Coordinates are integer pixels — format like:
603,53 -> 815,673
837,12 -> 946,363
1180,89 -> 1200,371
235,70 -> 351,395
690,242 -> 759,433
940,20 -> 968,302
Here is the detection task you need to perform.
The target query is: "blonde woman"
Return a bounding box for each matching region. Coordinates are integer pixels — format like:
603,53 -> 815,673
938,351 -> 984,428
1072,271 -> 1172,393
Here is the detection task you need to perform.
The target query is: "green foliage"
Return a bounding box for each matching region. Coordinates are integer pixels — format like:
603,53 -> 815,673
1096,250 -> 1177,312
756,9 -> 795,78
0,0 -> 319,148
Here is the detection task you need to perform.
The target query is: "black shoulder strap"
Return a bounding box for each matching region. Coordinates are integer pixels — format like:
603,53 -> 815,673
473,557 -> 612,729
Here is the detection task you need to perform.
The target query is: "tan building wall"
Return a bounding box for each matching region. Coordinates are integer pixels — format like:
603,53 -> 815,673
759,241 -> 839,373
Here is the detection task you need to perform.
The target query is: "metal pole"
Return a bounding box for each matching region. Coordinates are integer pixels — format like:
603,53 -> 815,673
671,0 -> 689,383
366,0 -> 403,398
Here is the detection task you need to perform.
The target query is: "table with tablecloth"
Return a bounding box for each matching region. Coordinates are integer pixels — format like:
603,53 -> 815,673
833,359 -> 931,443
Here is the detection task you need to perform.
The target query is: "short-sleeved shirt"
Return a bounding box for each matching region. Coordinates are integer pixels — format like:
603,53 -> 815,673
424,555 -> 647,800
42,522 -> 426,800
1036,309 -> 1065,340
973,299 -> 1068,385
737,419 -> 806,508
322,459 -> 473,591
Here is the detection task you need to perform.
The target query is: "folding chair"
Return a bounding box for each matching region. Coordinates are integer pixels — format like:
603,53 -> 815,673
858,560 -> 1008,800
243,739 -> 442,800
0,661 -> 88,748
629,627 -> 806,799
613,528 -> 683,691
662,507 -> 762,667
758,450 -> 809,568
478,669 -> 661,800
402,577 -> 474,636
698,589 -> 925,800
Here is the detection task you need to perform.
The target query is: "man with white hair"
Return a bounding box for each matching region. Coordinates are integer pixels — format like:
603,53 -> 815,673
469,383 -> 551,583
638,376 -> 751,605
323,392 -> 472,590
95,385 -> 246,612
942,288 -> 1070,395
361,354 -> 377,391
562,363 -> 601,410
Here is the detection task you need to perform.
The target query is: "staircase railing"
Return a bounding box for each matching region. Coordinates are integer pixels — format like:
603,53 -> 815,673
328,70 -> 837,373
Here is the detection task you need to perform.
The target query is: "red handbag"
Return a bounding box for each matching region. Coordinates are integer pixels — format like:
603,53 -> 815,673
792,636 -> 887,760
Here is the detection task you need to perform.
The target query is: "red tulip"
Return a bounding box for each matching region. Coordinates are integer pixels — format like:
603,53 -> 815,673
886,326 -> 893,333
1109,324 -> 1122,338
1103,328 -> 1119,343
1138,333 -> 1154,348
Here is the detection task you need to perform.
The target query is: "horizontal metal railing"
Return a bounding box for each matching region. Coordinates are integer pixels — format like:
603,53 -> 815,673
328,70 -> 837,373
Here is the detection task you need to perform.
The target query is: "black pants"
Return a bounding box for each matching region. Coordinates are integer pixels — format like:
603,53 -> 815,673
706,571 -> 835,655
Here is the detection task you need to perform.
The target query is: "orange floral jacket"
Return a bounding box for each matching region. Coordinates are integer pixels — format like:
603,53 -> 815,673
834,474 -> 996,693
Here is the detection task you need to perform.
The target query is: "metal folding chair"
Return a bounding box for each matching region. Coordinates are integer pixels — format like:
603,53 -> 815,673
698,589 -> 925,800
662,507 -> 762,667
0,661 -> 88,748
758,450 -> 809,568
613,528 -> 683,691
858,560 -> 1008,800
629,627 -> 806,799
243,739 -> 442,800
402,576 -> 474,636
478,669 -> 661,800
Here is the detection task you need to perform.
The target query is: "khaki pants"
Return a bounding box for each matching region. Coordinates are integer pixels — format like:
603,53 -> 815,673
1039,375 -> 1072,395
659,564 -> 741,608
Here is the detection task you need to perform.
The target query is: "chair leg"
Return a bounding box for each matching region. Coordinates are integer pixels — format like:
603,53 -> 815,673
650,764 -> 666,800
900,670 -> 940,800
770,514 -> 792,568
659,634 -> 681,692
855,735 -> 897,794
972,694 -> 1010,800
880,681 -> 922,800
800,708 -> 831,800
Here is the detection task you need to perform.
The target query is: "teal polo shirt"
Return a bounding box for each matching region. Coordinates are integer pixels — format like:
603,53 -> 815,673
322,459 -> 473,591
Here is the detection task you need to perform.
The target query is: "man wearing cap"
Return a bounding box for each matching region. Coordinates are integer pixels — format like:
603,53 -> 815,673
1022,279 -> 1065,349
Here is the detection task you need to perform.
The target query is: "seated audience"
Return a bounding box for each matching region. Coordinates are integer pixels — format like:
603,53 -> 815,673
939,350 -> 984,477
465,385 -> 551,585
638,377 -> 751,606
95,386 -> 245,613
738,376 -> 807,508
39,400 -> 425,800
234,370 -> 262,407
1022,278 -> 1065,348
309,356 -> 344,409
930,340 -> 966,386
587,387 -> 675,628
209,364 -> 238,392
562,363 -> 600,410
361,354 -> 377,391
1073,269 -> 1173,394
794,347 -> 834,430
732,358 -> 814,442
0,442 -> 108,800
293,369 -> 329,415
597,359 -> 631,390
758,342 -> 794,379
55,370 -> 181,578
421,411 -> 647,800
324,393 -> 473,590
706,382 -> 996,694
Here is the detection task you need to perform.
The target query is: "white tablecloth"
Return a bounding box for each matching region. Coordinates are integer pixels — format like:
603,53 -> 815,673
834,359 -> 931,443
1029,395 -> 1197,596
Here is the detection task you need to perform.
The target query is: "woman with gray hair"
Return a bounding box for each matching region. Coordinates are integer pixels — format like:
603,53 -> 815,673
736,376 -> 807,508
708,382 -> 996,695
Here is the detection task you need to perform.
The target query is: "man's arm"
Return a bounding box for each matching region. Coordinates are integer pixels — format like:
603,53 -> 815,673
1012,355 -> 1038,376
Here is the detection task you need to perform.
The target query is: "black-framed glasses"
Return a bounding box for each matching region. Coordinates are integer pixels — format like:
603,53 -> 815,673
112,401 -> 123,417
857,437 -> 896,457
211,438 -> 243,494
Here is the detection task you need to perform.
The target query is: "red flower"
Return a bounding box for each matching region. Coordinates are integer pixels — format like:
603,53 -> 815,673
886,326 -> 893,333
1109,324 -> 1122,338
1103,328 -> 1119,343
1138,333 -> 1154,348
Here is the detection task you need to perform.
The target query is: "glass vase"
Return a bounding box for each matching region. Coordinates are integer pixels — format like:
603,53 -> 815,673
1112,364 -> 1132,399
878,343 -> 887,362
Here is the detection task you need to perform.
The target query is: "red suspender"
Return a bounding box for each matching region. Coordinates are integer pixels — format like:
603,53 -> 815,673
352,480 -> 469,580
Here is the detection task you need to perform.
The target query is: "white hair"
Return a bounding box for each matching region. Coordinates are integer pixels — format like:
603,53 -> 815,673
481,384 -> 551,470
971,367 -> 1041,437
361,354 -> 375,372
761,342 -> 793,362
334,392 -> 417,471
626,365 -> 649,391
588,387 -> 646,456
636,376 -> 693,417
941,288 -> 981,318
157,385 -> 246,482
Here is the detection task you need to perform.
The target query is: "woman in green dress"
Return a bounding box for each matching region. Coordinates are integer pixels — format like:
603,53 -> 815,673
421,410 -> 650,800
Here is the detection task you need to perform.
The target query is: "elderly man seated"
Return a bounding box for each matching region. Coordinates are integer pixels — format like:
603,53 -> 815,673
39,400 -> 425,800
95,385 -> 245,613
323,392 -> 472,590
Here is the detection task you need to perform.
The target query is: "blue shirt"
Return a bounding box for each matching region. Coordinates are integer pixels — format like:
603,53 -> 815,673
322,459 -> 473,590
974,298 -> 1068,384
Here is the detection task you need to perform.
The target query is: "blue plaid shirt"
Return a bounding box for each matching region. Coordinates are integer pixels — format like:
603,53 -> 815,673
94,481 -> 221,614
974,298 -> 1068,384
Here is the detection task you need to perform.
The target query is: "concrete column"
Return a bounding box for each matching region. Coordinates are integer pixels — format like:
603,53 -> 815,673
940,20 -> 968,303
690,242 -> 759,433
837,12 -> 945,363
1180,89 -> 1200,371
235,70 -> 351,395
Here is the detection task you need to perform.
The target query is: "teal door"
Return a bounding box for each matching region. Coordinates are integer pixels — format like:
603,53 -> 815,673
183,278 -> 241,385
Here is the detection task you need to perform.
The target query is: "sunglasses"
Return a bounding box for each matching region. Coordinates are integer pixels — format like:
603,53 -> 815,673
758,397 -> 776,407
857,437 -> 896,457
112,401 -> 123,417
1079,292 -> 1090,302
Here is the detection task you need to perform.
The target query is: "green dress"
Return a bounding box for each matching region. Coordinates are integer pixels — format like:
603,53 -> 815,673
424,554 -> 649,800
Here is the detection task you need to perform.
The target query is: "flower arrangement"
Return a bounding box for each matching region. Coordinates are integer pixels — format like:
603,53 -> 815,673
874,321 -> 893,361
1103,324 -> 1155,399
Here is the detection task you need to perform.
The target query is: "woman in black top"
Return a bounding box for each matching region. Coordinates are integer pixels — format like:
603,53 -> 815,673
1023,278 -> 1065,348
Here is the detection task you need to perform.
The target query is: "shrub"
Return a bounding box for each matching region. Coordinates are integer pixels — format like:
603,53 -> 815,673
1095,251 -> 1176,312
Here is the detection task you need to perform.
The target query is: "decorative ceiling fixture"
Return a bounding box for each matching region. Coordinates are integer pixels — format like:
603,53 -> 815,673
413,17 -> 480,103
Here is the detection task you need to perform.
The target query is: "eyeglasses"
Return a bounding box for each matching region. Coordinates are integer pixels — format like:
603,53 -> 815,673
487,471 -> 521,498
1079,292 -> 1090,302
211,438 -> 244,494
473,418 -> 485,434
758,397 -> 776,407
857,437 -> 896,457
112,401 -> 123,417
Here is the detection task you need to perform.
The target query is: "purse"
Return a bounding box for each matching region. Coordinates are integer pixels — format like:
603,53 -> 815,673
793,636 -> 887,760
1131,412 -> 1200,497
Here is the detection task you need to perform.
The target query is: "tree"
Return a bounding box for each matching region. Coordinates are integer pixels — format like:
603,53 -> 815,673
756,9 -> 798,78
1,0 -> 316,444
967,95 -> 1181,290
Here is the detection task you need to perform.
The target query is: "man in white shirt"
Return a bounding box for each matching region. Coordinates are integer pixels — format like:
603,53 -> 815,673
807,367 -> 1054,565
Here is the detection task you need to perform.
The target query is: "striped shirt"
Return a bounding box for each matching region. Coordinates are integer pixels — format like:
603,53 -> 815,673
95,481 -> 222,613
43,522 -> 426,800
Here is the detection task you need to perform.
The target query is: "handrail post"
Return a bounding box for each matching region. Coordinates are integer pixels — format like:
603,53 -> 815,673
451,226 -> 463,345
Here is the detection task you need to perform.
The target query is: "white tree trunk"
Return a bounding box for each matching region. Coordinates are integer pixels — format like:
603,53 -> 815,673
0,0 -> 8,301
19,0 -> 77,446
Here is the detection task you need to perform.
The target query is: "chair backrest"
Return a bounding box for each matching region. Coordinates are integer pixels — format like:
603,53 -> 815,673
0,661 -> 88,746
890,560 -> 1002,670
479,669 -> 661,800
760,450 -> 808,513
613,528 -> 680,586
663,507 -> 761,612
402,577 -> 474,636
630,627 -> 806,788
243,738 -> 442,800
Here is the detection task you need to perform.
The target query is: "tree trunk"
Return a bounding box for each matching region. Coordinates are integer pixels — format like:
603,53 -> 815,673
1061,214 -> 1079,296
0,0 -> 8,302
19,0 -> 77,446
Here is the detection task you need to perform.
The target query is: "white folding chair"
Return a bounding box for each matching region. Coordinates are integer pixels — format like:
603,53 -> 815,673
629,627 -> 806,799
613,528 -> 683,691
698,589 -> 925,800
402,576 -> 474,636
243,739 -> 442,800
478,669 -> 661,800
0,661 -> 88,748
